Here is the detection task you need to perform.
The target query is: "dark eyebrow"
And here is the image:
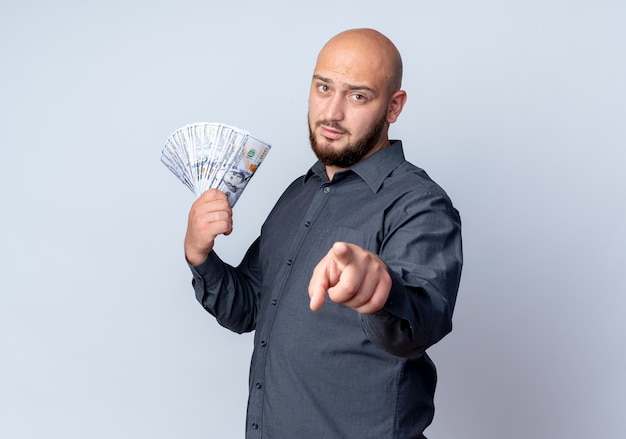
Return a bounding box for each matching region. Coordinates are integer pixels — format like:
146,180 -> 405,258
312,74 -> 376,94
313,74 -> 332,83
347,84 -> 375,94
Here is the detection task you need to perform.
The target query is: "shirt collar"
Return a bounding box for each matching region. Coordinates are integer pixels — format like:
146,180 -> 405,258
304,140 -> 405,193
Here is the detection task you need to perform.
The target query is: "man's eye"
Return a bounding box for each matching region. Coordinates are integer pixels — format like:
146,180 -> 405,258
352,93 -> 366,102
317,84 -> 330,93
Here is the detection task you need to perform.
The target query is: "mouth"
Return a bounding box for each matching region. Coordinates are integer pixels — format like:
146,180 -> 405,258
319,124 -> 346,140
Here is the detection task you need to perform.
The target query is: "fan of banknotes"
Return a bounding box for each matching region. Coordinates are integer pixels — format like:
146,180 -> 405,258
161,122 -> 271,206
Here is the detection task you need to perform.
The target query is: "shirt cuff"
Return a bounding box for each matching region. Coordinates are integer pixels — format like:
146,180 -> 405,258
378,268 -> 410,319
187,251 -> 224,287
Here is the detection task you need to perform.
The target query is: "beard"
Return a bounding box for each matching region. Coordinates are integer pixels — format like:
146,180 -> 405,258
308,113 -> 387,169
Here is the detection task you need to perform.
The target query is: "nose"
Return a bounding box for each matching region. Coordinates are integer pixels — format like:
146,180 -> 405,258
324,93 -> 345,121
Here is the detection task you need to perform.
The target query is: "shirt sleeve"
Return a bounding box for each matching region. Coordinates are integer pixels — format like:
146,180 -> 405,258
359,190 -> 463,359
188,237 -> 262,334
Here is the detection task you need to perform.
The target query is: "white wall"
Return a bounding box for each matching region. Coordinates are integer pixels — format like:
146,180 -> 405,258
1,1 -> 624,437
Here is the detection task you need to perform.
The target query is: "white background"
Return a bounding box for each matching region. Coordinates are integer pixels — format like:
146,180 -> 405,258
1,1 -> 624,438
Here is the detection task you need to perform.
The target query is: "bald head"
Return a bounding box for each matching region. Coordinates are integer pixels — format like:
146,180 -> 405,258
316,28 -> 403,95
308,28 -> 407,174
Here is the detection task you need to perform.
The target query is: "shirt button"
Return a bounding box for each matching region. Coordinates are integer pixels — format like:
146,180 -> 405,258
323,186 -> 331,194
271,299 -> 277,305
260,340 -> 267,347
255,382 -> 262,389
252,423 -> 259,430
304,221 -> 311,227
286,259 -> 293,266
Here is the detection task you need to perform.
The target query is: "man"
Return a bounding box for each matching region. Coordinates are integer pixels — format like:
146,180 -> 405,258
184,28 -> 463,438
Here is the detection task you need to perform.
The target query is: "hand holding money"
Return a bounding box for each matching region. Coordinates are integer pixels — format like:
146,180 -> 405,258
184,189 -> 233,265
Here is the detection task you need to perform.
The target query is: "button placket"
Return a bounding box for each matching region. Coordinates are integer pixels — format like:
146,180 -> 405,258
248,178 -> 333,433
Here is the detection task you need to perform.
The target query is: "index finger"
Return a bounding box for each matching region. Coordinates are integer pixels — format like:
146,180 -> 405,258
329,242 -> 353,268
308,242 -> 353,311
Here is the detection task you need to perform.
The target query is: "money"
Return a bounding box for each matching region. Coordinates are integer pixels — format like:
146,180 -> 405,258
161,122 -> 271,206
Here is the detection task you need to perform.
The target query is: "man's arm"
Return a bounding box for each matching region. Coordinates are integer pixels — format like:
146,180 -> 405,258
189,240 -> 261,334
309,192 -> 463,358
185,189 -> 261,334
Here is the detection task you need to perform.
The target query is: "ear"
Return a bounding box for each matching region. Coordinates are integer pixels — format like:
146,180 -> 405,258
386,90 -> 407,124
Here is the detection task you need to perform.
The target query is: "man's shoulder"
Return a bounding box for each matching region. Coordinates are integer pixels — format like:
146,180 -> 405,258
390,160 -> 449,195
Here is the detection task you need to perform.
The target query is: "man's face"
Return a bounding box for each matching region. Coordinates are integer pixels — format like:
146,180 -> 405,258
307,42 -> 392,169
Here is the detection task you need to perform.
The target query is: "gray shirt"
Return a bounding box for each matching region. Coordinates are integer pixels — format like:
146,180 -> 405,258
189,141 -> 463,438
